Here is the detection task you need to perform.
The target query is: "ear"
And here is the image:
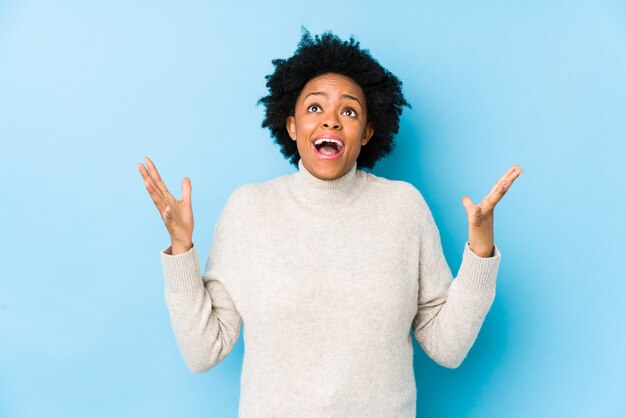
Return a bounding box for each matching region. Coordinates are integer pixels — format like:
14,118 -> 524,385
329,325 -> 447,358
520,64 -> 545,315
286,116 -> 297,141
361,122 -> 374,146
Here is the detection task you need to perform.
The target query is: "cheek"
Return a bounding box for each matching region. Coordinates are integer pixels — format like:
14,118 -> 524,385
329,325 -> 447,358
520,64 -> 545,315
348,121 -> 367,139
294,116 -> 319,135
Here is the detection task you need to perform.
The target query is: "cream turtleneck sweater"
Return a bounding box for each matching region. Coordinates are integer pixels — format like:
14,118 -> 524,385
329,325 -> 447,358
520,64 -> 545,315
160,159 -> 501,417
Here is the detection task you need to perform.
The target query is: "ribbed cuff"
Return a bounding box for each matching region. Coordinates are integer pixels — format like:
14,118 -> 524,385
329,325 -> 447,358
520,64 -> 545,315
455,241 -> 502,293
160,244 -> 204,293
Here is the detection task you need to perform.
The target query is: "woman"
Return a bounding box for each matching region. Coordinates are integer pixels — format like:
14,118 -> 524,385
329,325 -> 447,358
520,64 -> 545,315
137,30 -> 522,418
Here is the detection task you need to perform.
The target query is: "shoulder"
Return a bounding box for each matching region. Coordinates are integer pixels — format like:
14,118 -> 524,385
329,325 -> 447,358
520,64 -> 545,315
220,183 -> 258,215
364,171 -> 429,209
221,174 -> 289,213
363,172 -> 435,231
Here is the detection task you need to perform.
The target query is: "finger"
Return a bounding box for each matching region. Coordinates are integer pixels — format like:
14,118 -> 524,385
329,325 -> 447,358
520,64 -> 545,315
462,196 -> 480,218
500,164 -> 523,193
181,177 -> 192,204
143,156 -> 171,197
462,196 -> 474,213
138,163 -> 165,202
493,164 -> 518,193
507,165 -> 524,184
482,164 -> 523,211
462,196 -> 484,228
480,169 -> 515,212
503,163 -> 518,178
481,185 -> 506,213
143,175 -> 168,212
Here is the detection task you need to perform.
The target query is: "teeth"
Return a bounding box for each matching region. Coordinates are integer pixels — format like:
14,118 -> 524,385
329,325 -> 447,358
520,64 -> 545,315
314,138 -> 344,149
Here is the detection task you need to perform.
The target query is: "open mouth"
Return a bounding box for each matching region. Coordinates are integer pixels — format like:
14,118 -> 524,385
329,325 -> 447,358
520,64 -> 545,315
313,138 -> 344,156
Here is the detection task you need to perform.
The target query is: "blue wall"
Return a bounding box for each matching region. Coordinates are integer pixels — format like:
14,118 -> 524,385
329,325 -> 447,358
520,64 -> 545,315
1,1 -> 624,417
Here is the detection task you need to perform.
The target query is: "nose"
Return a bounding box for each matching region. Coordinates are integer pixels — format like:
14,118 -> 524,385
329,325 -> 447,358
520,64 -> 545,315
322,113 -> 341,129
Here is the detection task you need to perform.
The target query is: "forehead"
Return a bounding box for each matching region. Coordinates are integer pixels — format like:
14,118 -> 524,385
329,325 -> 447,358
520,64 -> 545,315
298,73 -> 365,100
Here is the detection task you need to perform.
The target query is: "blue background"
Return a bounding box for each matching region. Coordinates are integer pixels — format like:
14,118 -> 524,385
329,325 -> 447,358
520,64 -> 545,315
1,1 -> 625,417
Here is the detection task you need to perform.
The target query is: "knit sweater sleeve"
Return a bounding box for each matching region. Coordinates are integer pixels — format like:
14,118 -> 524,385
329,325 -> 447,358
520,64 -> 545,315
160,191 -> 243,374
410,188 -> 501,369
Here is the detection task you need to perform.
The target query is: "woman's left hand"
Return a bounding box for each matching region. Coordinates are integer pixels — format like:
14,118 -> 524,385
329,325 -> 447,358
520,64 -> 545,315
461,163 -> 524,258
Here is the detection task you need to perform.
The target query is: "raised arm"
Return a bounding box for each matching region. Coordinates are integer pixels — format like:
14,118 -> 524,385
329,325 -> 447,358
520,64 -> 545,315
411,164 -> 521,368
411,207 -> 501,368
138,156 -> 242,373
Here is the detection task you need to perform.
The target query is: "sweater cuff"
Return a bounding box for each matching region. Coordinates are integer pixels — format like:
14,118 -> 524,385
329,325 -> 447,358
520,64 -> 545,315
160,244 -> 204,293
455,241 -> 502,293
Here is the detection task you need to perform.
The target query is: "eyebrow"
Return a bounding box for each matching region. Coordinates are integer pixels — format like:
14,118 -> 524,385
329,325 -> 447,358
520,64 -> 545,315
304,91 -> 362,107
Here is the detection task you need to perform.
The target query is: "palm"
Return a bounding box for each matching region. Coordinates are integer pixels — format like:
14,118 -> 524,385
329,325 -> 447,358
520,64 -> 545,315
166,195 -> 194,239
461,163 -> 523,256
138,156 -> 194,248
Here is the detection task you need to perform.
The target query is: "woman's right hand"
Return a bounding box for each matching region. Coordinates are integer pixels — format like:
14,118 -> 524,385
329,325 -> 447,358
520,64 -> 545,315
138,156 -> 194,255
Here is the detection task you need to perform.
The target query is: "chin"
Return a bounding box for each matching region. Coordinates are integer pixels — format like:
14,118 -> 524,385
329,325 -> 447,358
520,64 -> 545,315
312,164 -> 347,180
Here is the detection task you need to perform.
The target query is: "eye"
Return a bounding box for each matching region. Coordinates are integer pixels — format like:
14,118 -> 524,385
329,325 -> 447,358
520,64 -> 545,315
307,104 -> 322,113
342,108 -> 358,117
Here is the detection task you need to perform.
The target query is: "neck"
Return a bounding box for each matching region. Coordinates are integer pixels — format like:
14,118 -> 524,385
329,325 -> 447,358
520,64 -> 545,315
287,159 -> 366,209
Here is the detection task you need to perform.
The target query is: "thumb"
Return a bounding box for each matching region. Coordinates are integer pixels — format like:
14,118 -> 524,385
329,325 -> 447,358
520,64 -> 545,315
462,196 -> 477,217
182,177 -> 192,204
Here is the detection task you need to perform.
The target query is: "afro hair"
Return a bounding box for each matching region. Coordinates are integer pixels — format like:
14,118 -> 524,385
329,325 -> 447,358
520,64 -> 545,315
258,28 -> 410,169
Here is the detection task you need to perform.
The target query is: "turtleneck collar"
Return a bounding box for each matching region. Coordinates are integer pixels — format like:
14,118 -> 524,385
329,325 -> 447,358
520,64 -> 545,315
287,158 -> 367,209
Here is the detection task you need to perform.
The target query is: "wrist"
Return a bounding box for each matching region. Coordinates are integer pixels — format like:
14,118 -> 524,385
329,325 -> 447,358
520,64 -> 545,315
468,242 -> 494,258
171,241 -> 193,255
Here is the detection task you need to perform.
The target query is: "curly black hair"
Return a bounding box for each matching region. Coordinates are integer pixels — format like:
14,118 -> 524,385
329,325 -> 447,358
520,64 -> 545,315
258,28 -> 410,169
